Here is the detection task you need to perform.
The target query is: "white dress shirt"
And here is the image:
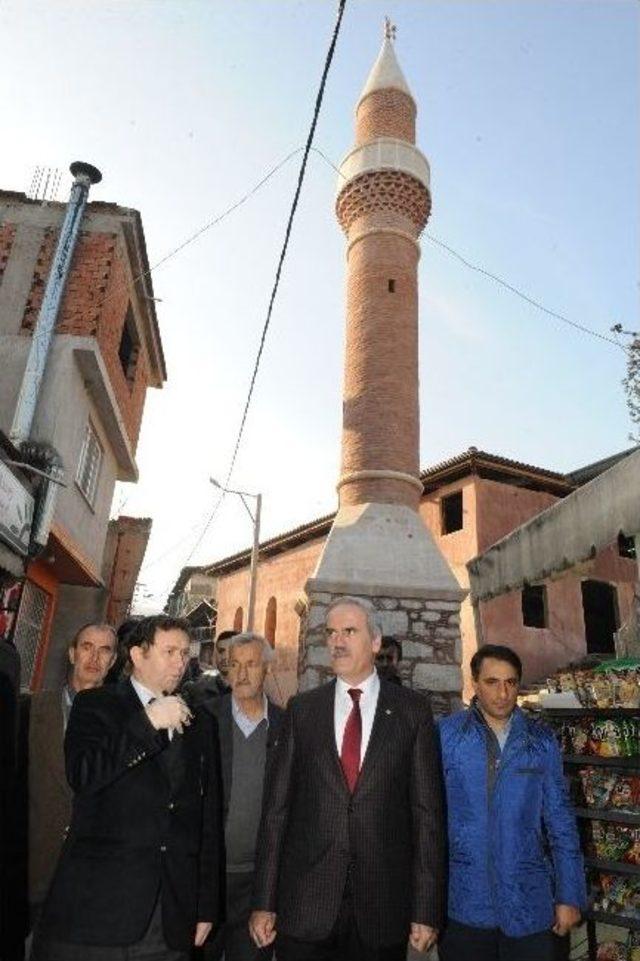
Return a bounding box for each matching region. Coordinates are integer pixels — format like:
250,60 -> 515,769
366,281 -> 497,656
334,670 -> 380,767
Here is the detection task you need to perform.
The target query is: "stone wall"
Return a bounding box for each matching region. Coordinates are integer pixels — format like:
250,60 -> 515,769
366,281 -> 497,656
298,590 -> 463,716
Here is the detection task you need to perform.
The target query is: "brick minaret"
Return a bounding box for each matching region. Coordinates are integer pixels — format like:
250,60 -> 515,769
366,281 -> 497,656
298,23 -> 465,711
336,20 -> 429,511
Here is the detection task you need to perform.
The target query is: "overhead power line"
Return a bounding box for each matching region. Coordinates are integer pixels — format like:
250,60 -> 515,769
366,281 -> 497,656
160,0 -> 349,601
424,233 -> 625,351
313,146 -> 627,353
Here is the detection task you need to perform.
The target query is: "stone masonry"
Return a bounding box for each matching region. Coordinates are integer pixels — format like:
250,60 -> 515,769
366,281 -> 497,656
298,590 -> 463,715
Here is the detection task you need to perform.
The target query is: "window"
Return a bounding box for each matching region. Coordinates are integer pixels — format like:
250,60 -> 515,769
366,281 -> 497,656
582,580 -> 618,655
233,607 -> 243,632
118,305 -> 140,386
522,584 -> 547,629
76,422 -> 103,507
618,532 -> 636,560
12,579 -> 51,690
441,490 -> 463,534
388,279 -> 396,293
264,596 -> 277,647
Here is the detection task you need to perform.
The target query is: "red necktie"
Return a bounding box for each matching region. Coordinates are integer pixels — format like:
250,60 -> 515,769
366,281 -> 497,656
340,688 -> 362,793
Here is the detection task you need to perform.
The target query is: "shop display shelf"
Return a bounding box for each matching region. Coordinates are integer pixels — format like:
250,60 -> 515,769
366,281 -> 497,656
564,755 -> 639,768
575,808 -> 640,825
585,857 -> 640,877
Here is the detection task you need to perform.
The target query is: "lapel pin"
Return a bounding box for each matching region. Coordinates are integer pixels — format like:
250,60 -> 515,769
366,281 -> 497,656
385,708 -> 392,716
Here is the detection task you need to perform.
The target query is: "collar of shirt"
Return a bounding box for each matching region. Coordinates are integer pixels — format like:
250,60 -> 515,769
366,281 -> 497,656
334,669 -> 380,765
131,677 -> 176,740
131,677 -> 157,707
495,713 -> 514,751
471,697 -> 515,753
231,693 -> 269,739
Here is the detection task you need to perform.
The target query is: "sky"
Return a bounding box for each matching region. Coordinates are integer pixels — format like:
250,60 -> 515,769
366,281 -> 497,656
2,0 -> 638,612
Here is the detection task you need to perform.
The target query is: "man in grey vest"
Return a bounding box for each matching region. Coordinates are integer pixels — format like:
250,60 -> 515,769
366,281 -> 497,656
203,632 -> 283,961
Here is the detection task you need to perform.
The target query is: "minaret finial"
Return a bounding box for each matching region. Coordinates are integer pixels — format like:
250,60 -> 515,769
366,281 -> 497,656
384,16 -> 397,41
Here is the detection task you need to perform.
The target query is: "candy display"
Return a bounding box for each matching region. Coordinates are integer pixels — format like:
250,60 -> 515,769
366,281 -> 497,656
557,717 -> 640,757
589,822 -> 640,864
596,932 -> 640,961
578,769 -> 640,813
596,944 -> 627,961
592,874 -> 640,921
547,660 -> 640,708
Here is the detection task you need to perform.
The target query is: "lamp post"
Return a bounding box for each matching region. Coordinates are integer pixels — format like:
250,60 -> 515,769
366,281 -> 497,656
210,478 -> 262,632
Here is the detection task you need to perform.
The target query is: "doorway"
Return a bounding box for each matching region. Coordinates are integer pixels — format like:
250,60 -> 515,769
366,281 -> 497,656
581,580 -> 618,655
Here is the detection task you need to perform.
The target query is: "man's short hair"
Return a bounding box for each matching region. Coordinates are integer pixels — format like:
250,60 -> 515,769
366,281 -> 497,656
228,631 -> 274,663
326,596 -> 383,640
215,630 -> 237,646
69,622 -> 117,651
120,615 -> 191,674
470,644 -> 523,682
380,636 -> 403,661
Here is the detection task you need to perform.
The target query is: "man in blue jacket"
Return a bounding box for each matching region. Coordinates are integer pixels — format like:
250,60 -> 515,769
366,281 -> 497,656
438,644 -> 586,961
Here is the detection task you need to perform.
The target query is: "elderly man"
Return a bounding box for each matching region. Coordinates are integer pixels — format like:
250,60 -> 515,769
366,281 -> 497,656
438,644 -> 586,961
28,622 -> 117,925
249,597 -> 445,961
204,632 -> 283,961
31,614 -> 222,961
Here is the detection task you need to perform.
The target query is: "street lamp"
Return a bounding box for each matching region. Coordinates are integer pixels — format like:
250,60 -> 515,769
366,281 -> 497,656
210,478 -> 262,632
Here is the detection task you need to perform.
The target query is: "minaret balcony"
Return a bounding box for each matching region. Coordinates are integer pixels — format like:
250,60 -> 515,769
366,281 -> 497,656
336,137 -> 430,198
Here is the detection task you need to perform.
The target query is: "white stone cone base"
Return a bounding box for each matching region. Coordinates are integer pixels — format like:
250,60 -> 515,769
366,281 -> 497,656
307,501 -> 466,601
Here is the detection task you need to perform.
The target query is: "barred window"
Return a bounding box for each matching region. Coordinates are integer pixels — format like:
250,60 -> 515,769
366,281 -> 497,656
76,422 -> 103,507
13,579 -> 51,690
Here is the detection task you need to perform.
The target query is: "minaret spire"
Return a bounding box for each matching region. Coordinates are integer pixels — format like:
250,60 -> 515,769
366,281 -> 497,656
384,16 -> 397,41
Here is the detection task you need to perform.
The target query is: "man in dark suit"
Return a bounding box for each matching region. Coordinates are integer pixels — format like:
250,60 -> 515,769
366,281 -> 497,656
204,632 -> 284,961
31,614 -> 222,961
249,596 -> 445,961
28,622 -> 117,925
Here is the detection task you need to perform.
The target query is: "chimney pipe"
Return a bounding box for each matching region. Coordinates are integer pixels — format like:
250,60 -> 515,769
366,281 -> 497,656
10,161 -> 102,447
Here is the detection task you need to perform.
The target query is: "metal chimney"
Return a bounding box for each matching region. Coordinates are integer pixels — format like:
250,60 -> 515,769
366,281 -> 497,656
10,161 -> 102,447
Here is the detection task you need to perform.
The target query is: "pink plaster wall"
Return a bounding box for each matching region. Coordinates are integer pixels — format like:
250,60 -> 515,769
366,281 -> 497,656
214,536 -> 326,705
213,475 -> 638,702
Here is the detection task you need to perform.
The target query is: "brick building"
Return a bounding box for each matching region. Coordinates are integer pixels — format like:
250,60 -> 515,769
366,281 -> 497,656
0,180 -> 165,689
178,448 -> 637,705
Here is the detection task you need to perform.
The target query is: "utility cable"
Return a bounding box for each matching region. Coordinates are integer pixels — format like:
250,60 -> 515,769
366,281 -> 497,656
159,0 -> 348,603
313,146 -> 627,353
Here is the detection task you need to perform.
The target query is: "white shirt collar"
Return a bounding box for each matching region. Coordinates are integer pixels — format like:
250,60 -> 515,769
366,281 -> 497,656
336,669 -> 379,699
131,676 -> 158,707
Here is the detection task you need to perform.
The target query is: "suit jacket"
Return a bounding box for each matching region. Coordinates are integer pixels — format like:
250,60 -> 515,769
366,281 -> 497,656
28,690 -> 72,905
204,693 -> 284,820
252,678 -> 446,947
39,679 -> 223,950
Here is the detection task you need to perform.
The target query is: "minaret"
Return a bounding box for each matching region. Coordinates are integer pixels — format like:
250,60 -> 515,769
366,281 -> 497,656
299,22 -> 465,709
336,17 -> 428,511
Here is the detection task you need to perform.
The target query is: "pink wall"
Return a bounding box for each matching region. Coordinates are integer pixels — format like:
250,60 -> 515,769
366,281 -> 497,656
213,474 -> 639,702
215,536 -> 325,705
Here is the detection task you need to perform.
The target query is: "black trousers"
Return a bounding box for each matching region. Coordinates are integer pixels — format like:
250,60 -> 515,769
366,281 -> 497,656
30,898 -> 187,961
204,872 -> 272,961
438,919 -> 569,961
275,883 -> 406,961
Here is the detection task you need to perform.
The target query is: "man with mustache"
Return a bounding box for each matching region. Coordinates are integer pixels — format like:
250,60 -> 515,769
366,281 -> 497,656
249,596 -> 445,961
204,632 -> 283,961
31,614 -> 222,961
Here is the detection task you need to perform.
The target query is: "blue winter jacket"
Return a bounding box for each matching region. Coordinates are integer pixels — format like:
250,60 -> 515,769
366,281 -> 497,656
438,704 -> 586,937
